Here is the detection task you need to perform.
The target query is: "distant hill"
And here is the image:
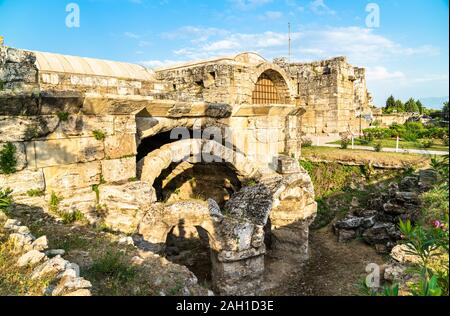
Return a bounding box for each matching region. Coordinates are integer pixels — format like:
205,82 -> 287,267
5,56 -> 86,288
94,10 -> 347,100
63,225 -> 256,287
419,96 -> 449,110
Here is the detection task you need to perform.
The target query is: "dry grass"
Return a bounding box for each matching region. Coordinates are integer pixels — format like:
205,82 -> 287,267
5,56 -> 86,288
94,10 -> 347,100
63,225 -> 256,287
0,226 -> 55,296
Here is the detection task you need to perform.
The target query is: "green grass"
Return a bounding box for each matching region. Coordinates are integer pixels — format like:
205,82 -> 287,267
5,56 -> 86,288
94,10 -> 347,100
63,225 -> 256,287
86,250 -> 136,284
27,189 -> 45,197
330,138 -> 449,151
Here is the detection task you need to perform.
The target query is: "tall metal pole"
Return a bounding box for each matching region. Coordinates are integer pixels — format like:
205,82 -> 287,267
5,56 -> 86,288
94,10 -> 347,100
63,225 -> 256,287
288,22 -> 291,63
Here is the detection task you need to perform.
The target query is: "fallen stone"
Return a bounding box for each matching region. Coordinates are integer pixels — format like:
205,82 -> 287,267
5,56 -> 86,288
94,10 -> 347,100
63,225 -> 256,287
17,250 -> 47,267
362,223 -> 397,245
45,249 -> 66,257
334,215 -> 364,230
9,232 -> 35,249
118,236 -> 134,246
4,219 -> 21,229
336,229 -> 357,243
52,276 -> 92,296
384,264 -> 407,282
32,236 -> 49,251
31,256 -> 69,279
390,244 -> 421,265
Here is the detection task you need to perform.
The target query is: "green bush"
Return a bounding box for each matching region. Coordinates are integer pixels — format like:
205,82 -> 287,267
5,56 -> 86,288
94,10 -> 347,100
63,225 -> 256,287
373,142 -> 383,152
418,139 -> 433,149
0,142 -> 17,174
340,135 -> 350,149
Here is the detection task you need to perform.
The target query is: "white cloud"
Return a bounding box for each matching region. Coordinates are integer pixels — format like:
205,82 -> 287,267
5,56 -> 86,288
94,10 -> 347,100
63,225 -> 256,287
366,66 -> 405,81
262,11 -> 283,20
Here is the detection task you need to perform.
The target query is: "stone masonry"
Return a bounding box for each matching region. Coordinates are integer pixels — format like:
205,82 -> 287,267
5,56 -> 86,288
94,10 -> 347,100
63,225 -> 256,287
1,43 -> 379,295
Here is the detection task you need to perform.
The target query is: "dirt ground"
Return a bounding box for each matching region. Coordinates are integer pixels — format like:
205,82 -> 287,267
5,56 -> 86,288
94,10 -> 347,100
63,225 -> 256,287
267,226 -> 386,296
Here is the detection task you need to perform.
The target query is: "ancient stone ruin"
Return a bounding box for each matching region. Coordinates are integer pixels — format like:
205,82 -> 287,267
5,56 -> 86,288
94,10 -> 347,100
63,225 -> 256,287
0,44 -> 373,295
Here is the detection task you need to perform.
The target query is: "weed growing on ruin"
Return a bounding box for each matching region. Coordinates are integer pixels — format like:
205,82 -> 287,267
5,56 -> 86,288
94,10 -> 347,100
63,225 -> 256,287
27,189 -> 45,197
24,125 -> 40,140
0,80 -> 5,91
48,192 -> 86,224
86,250 -> 136,283
57,111 -> 70,122
92,184 -> 100,202
0,143 -> 17,174
93,130 -> 106,141
0,188 -> 13,215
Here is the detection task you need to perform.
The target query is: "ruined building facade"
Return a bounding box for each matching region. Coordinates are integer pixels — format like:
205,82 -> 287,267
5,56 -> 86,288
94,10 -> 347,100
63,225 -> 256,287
1,45 -> 371,295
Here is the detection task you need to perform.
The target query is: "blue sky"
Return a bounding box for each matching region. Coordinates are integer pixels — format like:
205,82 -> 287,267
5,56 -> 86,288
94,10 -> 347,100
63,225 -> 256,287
0,0 -> 448,107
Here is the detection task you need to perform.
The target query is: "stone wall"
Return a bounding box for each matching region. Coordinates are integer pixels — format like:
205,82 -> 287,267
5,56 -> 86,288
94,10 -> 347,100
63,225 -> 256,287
1,46 -> 318,295
373,113 -> 414,127
274,57 -> 373,135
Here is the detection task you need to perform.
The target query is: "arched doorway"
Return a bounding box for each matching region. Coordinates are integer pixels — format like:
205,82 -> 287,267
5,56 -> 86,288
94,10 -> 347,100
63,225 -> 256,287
252,69 -> 291,105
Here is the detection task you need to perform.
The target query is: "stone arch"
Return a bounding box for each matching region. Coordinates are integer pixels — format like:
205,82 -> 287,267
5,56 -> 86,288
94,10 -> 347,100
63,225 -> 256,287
138,138 -> 262,188
250,63 -> 295,105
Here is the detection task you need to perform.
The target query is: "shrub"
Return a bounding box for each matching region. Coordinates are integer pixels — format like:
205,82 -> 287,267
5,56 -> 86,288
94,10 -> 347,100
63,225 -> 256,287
302,138 -> 313,148
57,112 -> 70,122
93,130 -> 106,141
373,142 -> 383,152
0,142 -> 17,174
340,134 -> 350,149
419,139 -> 433,149
24,125 -> 40,140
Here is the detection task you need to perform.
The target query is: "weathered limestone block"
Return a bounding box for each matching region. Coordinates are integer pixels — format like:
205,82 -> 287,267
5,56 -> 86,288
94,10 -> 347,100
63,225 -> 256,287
211,252 -> 265,296
99,181 -> 156,233
101,157 -> 136,183
105,134 -> 137,159
0,169 -> 45,196
34,137 -> 104,168
0,116 -> 59,142
56,188 -> 98,224
47,115 -> 115,139
114,115 -> 137,134
43,162 -> 101,192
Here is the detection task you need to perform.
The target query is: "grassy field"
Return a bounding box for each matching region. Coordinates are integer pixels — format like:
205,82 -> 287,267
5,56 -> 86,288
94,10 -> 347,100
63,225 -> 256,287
330,138 -> 449,151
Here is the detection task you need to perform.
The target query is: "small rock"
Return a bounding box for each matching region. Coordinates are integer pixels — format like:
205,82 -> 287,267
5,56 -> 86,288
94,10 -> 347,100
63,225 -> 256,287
336,229 -> 357,243
391,244 -> 421,264
400,176 -> 418,191
131,256 -> 144,266
16,226 -> 31,234
384,264 -> 407,282
351,197 -> 360,208
31,256 -> 69,279
32,236 -> 49,251
4,219 -> 21,229
0,212 -> 8,221
334,215 -> 364,230
64,289 -> 92,296
9,233 -> 35,249
46,249 -> 66,257
118,236 -> 134,246
52,276 -> 92,296
17,250 -> 47,267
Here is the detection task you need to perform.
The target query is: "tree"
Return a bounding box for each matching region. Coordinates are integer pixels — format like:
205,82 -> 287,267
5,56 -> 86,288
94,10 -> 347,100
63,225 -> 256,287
405,98 -> 419,113
416,100 -> 424,114
395,99 -> 404,113
443,102 -> 449,120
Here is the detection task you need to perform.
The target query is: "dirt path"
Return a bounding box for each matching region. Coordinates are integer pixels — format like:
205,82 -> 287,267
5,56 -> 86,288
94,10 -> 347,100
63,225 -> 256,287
267,226 -> 386,296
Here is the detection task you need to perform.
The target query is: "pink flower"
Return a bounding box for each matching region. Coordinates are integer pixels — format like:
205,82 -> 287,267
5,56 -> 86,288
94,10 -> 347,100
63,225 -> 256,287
433,220 -> 442,229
